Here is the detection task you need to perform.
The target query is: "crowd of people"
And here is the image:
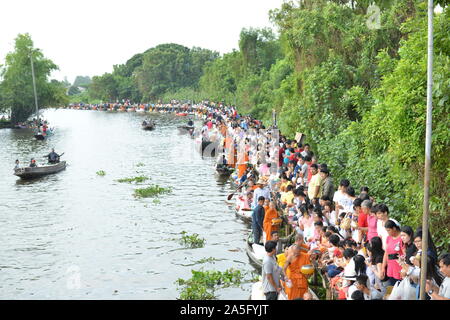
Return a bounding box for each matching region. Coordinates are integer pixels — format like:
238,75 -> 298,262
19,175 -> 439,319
192,104 -> 449,301
64,100 -> 449,301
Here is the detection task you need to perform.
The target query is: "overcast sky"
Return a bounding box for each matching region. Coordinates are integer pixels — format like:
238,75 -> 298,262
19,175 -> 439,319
0,0 -> 284,84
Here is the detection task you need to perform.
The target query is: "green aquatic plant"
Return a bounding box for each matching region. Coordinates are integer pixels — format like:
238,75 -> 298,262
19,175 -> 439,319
136,162 -> 145,167
133,185 -> 172,198
96,170 -> 106,176
175,268 -> 244,300
117,175 -> 149,183
179,231 -> 205,248
152,199 -> 161,205
195,257 -> 222,264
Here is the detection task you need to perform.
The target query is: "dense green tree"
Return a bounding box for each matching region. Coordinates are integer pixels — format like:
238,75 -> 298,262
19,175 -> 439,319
0,33 -> 65,123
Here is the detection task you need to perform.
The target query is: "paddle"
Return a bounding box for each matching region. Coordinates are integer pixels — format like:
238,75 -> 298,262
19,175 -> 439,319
227,178 -> 248,201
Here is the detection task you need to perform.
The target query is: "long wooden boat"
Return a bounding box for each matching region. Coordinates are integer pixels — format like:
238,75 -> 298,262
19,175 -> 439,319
14,161 -> 66,179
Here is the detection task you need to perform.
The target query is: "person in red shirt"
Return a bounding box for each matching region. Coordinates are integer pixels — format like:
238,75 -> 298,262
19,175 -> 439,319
357,200 -> 371,243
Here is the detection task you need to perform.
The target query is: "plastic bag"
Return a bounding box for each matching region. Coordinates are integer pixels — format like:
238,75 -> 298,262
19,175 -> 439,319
388,277 -> 417,300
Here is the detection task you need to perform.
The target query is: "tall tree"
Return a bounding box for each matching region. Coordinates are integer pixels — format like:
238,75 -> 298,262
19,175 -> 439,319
0,33 -> 63,124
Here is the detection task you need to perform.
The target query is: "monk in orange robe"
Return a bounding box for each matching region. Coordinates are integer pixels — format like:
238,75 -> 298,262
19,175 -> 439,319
263,201 -> 279,242
283,234 -> 312,300
237,151 -> 248,179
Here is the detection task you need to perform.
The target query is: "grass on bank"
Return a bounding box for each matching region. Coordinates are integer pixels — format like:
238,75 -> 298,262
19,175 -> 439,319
133,185 -> 172,198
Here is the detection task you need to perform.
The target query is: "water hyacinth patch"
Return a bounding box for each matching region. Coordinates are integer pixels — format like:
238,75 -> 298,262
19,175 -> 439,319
179,231 -> 205,248
133,185 -> 172,198
96,170 -> 106,176
175,268 -> 244,300
117,175 -> 149,183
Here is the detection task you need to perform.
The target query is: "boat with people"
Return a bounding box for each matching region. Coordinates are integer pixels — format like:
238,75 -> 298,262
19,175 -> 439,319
234,194 -> 253,224
142,119 -> 155,131
177,125 -> 195,134
14,160 -> 66,179
195,137 -> 220,157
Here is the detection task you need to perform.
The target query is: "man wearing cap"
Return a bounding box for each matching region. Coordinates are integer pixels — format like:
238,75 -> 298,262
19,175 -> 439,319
252,178 -> 271,208
29,158 -> 37,167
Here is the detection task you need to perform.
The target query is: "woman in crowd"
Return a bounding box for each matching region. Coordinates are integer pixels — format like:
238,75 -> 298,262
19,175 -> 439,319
366,236 -> 386,294
382,220 -> 403,286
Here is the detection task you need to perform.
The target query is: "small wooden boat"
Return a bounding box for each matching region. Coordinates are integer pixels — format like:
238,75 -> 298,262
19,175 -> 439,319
246,233 -> 264,269
177,125 -> 194,134
142,122 -> 155,130
195,137 -> 219,157
216,165 -> 233,177
14,161 -> 66,179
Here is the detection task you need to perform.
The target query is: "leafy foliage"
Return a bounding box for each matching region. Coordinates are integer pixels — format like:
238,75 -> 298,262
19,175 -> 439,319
175,268 -> 244,300
116,175 -> 149,183
0,33 -> 68,123
179,231 -> 206,249
133,185 -> 172,198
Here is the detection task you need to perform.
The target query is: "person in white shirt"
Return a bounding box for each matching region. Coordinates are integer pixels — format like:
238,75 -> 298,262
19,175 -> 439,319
375,203 -> 400,250
252,178 -> 271,208
426,253 -> 450,300
333,179 -> 351,215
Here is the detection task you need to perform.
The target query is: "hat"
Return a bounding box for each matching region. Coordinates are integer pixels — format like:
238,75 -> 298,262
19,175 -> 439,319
320,167 -> 329,174
256,178 -> 266,185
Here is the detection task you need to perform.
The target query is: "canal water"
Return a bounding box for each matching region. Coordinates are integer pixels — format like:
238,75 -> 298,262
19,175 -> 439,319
0,109 -> 256,299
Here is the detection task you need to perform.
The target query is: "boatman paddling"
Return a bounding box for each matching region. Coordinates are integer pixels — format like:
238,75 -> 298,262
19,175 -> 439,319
45,148 -> 60,164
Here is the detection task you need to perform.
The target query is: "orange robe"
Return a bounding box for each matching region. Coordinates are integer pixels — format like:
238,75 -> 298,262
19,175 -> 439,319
285,251 -> 311,300
237,152 -> 249,179
263,207 -> 279,242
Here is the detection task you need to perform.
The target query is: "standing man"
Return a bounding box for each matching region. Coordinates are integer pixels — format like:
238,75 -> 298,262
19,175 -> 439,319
307,164 -> 322,203
319,167 -> 334,201
252,178 -> 271,208
283,234 -> 312,300
262,240 -> 282,300
252,196 -> 266,245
